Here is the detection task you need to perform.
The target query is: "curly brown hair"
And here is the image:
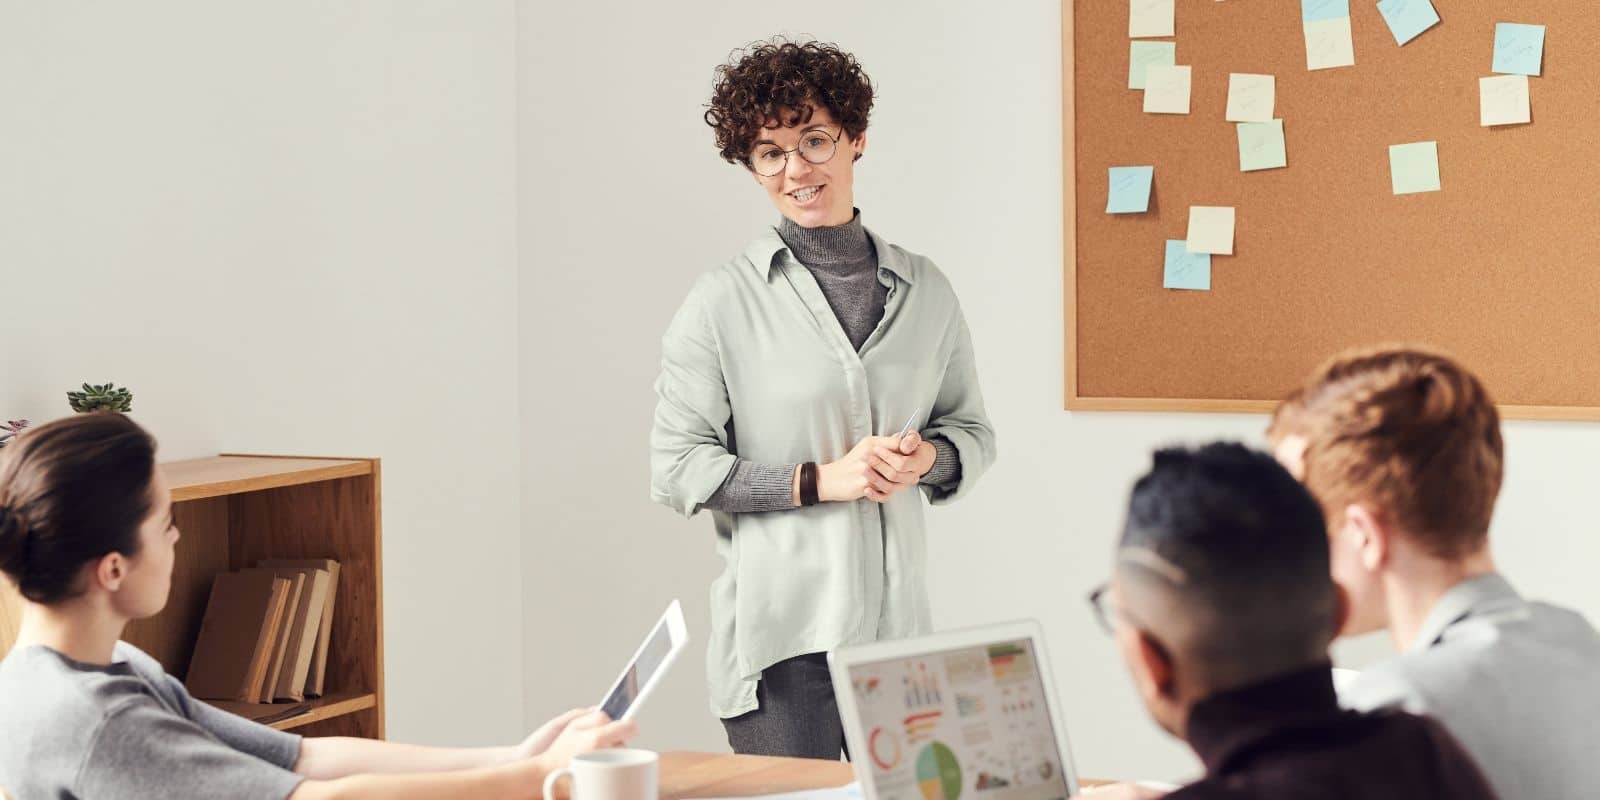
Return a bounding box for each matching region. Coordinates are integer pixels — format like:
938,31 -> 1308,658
704,38 -> 875,167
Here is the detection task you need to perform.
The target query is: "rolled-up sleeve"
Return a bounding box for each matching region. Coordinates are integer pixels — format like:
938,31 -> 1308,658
920,306 -> 996,505
651,283 -> 740,517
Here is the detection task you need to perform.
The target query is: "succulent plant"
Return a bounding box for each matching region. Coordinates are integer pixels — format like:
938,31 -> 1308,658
0,419 -> 29,449
67,383 -> 134,413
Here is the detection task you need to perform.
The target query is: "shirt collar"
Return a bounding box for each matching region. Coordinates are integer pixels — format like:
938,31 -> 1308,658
742,218 -> 914,285
1408,572 -> 1521,652
1184,662 -> 1343,776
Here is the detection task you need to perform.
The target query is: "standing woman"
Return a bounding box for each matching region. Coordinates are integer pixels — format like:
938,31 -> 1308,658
650,38 -> 997,759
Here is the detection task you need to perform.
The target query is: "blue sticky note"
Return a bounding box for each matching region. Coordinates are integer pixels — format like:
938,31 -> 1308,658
1389,141 -> 1441,195
1107,166 -> 1154,214
1377,0 -> 1440,46
1238,120 -> 1287,172
1302,0 -> 1349,23
1493,23 -> 1545,76
1163,240 -> 1211,291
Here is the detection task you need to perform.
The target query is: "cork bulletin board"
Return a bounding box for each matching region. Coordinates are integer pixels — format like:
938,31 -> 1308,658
1064,1 -> 1600,419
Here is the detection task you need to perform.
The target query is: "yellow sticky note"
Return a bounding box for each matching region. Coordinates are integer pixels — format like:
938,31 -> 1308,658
1479,75 -> 1530,126
1130,0 -> 1176,38
1186,206 -> 1235,255
1304,17 -> 1356,70
1226,74 -> 1275,122
1143,65 -> 1192,115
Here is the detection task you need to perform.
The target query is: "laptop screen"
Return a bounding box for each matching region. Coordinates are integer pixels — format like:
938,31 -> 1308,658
844,637 -> 1072,800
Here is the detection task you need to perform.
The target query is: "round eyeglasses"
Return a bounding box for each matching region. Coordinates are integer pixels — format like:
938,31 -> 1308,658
748,128 -> 845,177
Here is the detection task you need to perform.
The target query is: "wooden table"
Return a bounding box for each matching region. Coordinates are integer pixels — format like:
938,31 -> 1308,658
659,752 -> 1110,798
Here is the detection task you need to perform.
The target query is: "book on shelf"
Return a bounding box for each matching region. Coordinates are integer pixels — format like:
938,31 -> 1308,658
259,558 -> 340,698
244,569 -> 302,703
185,560 -> 342,706
185,571 -> 290,702
256,565 -> 332,702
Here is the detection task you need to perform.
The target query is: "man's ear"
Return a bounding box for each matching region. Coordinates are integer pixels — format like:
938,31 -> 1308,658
1124,628 -> 1176,702
1343,504 -> 1391,572
851,131 -> 867,161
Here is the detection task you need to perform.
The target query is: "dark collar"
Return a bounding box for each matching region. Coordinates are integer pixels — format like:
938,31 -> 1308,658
1184,662 -> 1345,776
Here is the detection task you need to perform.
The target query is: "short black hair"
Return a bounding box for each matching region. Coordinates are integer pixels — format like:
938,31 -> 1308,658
0,413 -> 157,603
1119,442 -> 1335,673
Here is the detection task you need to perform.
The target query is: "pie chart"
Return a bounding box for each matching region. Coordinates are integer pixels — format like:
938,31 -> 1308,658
916,742 -> 962,800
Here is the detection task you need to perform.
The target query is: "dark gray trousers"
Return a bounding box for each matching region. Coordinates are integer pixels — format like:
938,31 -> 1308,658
721,653 -> 849,760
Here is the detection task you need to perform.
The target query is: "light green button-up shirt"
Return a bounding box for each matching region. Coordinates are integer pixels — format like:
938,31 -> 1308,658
650,224 -> 997,717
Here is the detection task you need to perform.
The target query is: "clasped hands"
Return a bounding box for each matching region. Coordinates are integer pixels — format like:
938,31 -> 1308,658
816,432 -> 936,504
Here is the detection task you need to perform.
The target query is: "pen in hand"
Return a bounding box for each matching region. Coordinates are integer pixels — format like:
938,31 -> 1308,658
895,409 -> 920,444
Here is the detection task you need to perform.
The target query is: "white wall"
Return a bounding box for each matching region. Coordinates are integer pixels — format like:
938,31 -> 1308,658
5,0 -> 1593,783
521,0 -> 1600,784
1,1 -> 525,746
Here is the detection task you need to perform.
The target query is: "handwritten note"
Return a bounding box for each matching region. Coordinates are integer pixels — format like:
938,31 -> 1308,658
1376,0 -> 1440,46
1493,23 -> 1545,76
1186,207 -> 1235,255
1238,120 -> 1287,171
1389,141 -> 1441,195
1164,241 -> 1211,291
1226,73 -> 1275,122
1143,65 -> 1192,114
1130,0 -> 1176,38
1129,41 -> 1177,89
1479,75 -> 1531,126
1305,17 -> 1356,70
1107,166 -> 1155,214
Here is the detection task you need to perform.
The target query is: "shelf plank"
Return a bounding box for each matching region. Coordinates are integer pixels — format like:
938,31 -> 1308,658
273,692 -> 377,731
203,692 -> 378,732
163,456 -> 371,502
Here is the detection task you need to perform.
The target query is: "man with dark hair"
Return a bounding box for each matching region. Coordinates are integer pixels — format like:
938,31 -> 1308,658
1078,443 -> 1495,800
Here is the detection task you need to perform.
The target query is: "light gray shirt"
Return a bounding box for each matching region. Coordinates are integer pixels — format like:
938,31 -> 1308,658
0,641 -> 304,800
702,212 -> 959,513
651,225 -> 996,717
1340,573 -> 1600,800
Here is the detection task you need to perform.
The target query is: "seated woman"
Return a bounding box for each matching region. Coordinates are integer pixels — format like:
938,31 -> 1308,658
0,413 -> 634,799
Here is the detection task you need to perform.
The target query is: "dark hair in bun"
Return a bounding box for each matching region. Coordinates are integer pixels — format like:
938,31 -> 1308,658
0,413 -> 157,603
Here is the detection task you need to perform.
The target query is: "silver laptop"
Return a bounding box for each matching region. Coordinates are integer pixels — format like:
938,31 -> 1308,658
829,621 -> 1081,800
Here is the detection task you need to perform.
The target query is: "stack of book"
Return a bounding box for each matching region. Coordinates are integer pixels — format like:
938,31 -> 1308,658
185,559 -> 341,722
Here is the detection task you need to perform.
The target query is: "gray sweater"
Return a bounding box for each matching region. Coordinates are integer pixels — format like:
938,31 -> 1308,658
0,642 -> 305,799
704,212 -> 960,513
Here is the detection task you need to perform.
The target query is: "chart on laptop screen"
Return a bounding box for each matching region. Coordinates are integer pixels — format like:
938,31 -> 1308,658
848,639 -> 1070,800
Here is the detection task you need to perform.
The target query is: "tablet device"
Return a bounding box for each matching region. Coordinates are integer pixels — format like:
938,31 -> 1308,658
598,599 -> 688,722
829,620 -> 1080,800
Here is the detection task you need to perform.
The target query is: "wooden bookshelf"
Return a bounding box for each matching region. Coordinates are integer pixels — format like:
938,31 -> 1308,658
0,454 -> 385,739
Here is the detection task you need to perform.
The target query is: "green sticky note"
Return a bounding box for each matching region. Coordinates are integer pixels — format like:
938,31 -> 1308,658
1129,41 -> 1176,89
1389,141 -> 1440,194
1238,120 -> 1287,172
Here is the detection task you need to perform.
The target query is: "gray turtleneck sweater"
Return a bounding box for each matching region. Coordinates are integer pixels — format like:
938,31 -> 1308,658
703,212 -> 961,513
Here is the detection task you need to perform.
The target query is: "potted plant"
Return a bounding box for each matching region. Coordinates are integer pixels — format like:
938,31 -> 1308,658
0,419 -> 29,449
67,383 -> 134,413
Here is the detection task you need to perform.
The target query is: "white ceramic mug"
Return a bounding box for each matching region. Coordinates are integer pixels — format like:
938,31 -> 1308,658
542,748 -> 658,800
